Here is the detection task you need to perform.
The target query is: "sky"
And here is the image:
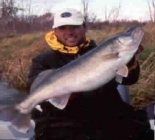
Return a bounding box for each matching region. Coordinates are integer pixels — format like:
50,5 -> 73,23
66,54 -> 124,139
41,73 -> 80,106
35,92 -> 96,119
15,0 -> 152,21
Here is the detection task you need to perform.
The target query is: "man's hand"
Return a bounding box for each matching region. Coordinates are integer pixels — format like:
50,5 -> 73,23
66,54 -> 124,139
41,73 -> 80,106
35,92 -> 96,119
135,44 -> 144,55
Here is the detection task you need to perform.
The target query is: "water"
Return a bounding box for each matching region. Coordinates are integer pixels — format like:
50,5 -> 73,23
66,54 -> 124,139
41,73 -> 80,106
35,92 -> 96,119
0,82 -> 34,140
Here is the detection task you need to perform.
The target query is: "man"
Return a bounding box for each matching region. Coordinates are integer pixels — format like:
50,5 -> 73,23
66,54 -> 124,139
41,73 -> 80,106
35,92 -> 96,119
27,8 -> 153,140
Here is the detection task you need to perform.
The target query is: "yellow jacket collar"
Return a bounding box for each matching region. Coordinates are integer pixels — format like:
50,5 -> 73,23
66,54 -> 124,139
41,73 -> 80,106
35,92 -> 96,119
45,31 -> 90,54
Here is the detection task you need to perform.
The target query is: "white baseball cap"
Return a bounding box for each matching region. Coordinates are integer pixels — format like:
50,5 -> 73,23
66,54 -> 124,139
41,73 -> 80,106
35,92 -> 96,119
52,8 -> 85,28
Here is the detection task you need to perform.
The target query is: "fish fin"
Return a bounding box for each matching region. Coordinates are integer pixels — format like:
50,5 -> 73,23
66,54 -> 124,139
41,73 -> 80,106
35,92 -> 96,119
12,112 -> 31,133
0,106 -> 31,133
115,75 -> 123,83
35,105 -> 43,112
116,65 -> 129,77
115,65 -> 129,83
47,94 -> 71,110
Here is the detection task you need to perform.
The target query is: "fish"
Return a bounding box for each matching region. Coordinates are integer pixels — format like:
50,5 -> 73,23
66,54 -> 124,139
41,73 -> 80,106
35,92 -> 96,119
0,26 -> 144,133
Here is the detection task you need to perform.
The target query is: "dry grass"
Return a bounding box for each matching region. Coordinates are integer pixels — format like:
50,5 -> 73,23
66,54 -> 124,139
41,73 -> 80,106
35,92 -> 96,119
130,49 -> 155,108
0,24 -> 154,108
0,32 -> 50,91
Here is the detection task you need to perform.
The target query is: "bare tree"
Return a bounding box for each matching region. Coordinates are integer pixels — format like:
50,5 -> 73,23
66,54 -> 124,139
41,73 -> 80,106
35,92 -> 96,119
81,0 -> 89,23
0,0 -> 16,21
146,0 -> 155,23
103,1 -> 121,22
88,13 -> 97,23
0,0 -> 24,32
0,0 -> 56,33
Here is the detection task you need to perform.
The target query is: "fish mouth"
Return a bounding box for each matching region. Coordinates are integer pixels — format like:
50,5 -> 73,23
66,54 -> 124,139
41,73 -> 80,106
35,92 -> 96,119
117,26 -> 144,53
127,26 -> 144,45
131,27 -> 144,42
129,27 -> 144,52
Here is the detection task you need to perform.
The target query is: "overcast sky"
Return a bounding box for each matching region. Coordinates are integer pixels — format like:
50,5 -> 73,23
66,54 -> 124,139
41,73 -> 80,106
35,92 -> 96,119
15,0 -> 151,21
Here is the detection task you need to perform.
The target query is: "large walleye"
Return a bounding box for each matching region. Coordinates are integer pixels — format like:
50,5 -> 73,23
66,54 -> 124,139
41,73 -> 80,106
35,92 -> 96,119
0,26 -> 144,133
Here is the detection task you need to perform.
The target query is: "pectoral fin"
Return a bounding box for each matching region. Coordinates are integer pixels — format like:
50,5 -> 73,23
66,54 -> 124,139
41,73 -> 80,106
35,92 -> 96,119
115,65 -> 129,83
47,94 -> 71,110
0,106 -> 31,133
116,65 -> 129,77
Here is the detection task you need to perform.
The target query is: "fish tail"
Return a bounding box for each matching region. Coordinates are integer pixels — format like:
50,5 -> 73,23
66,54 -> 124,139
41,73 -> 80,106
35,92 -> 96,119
0,106 -> 31,133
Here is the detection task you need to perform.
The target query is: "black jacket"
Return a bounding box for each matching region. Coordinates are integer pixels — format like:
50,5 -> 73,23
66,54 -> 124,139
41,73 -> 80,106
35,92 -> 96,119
27,40 -> 152,140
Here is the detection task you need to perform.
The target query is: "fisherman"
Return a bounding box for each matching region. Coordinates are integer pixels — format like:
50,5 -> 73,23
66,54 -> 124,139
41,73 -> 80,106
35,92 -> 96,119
27,8 -> 153,140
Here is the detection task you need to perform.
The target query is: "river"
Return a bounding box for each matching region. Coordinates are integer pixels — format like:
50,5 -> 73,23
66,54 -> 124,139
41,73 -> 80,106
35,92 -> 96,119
0,81 -> 34,140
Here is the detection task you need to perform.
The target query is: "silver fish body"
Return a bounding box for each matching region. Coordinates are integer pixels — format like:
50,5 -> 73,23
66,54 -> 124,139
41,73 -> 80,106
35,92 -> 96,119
0,26 -> 144,133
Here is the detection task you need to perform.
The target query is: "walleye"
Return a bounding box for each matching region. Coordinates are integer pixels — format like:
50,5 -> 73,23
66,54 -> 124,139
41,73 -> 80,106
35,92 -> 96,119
0,26 -> 144,133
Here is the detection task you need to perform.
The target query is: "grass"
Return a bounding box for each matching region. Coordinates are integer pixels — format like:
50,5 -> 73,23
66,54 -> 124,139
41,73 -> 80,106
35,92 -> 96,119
138,46 -> 154,61
0,24 -> 154,108
130,50 -> 155,108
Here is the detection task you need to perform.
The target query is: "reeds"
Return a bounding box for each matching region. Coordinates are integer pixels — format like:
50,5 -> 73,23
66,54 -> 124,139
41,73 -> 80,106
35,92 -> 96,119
130,49 -> 155,108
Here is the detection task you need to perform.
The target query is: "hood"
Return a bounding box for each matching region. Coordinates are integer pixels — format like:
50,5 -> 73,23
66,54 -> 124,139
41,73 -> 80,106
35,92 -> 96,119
45,31 -> 91,54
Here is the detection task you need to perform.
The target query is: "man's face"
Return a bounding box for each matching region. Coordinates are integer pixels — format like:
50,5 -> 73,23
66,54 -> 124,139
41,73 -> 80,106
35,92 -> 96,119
54,25 -> 86,47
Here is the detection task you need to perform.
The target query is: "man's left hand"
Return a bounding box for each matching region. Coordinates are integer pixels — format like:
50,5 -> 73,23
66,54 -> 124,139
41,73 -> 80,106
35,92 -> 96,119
135,44 -> 144,55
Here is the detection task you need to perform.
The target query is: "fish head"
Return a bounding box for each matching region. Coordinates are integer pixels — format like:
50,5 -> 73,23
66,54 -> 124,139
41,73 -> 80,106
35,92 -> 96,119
111,26 -> 144,56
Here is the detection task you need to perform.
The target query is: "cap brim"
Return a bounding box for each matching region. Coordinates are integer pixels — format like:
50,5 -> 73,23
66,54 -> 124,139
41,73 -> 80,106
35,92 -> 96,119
52,19 -> 83,28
